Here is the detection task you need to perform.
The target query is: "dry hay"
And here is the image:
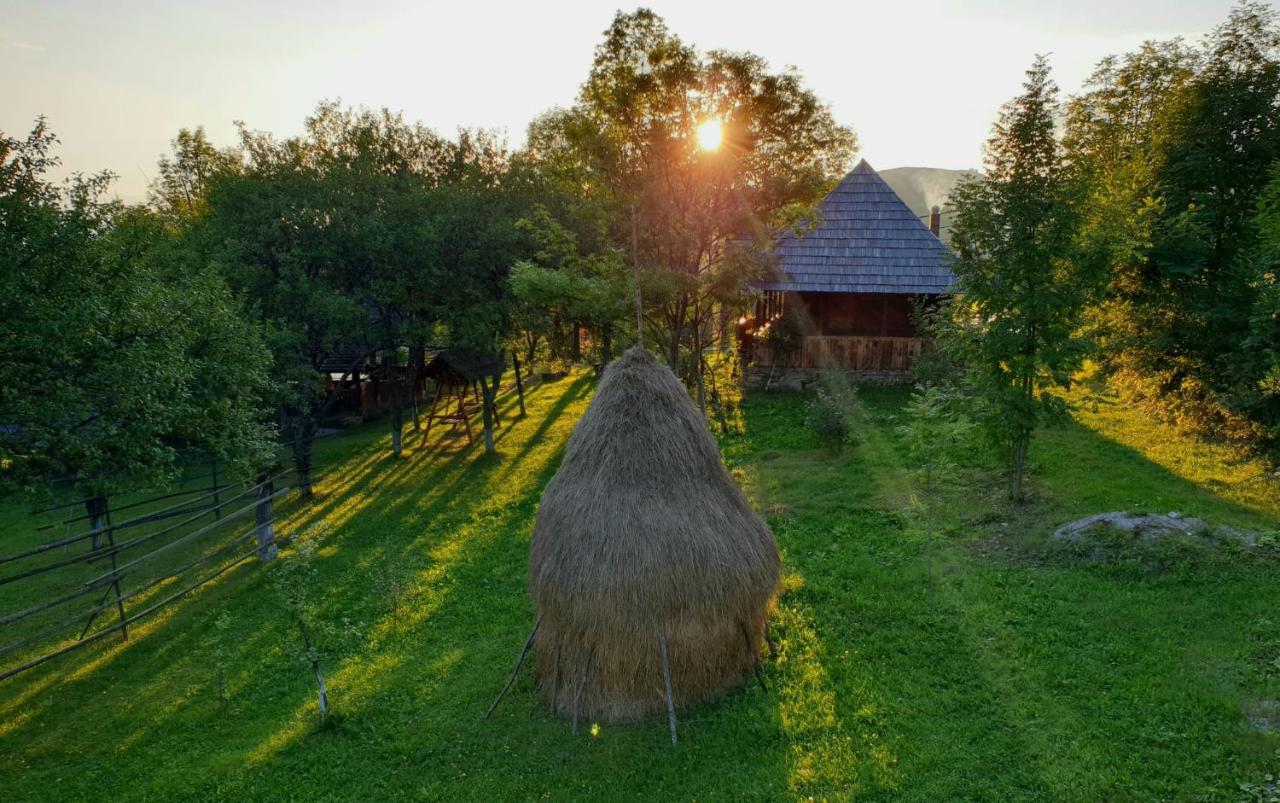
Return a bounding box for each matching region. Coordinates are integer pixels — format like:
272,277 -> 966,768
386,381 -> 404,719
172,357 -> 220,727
528,348 -> 779,723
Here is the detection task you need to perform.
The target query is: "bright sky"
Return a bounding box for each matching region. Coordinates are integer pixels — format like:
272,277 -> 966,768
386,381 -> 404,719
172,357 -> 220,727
1,0 -> 1245,202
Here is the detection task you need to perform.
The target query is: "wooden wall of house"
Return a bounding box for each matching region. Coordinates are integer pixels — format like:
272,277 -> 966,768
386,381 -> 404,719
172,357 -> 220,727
793,292 -> 925,338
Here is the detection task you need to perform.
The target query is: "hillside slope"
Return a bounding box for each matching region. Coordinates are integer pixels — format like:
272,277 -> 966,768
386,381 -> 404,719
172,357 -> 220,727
879,166 -> 976,242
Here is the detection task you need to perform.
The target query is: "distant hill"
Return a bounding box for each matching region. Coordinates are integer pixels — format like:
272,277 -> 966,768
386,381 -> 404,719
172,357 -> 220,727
878,166 -> 977,242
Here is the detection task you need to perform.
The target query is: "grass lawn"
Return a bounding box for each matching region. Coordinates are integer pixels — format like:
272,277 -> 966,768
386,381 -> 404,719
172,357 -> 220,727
1,372 -> 1278,800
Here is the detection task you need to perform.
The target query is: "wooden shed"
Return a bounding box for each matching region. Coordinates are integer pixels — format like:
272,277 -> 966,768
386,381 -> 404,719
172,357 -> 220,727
749,159 -> 954,374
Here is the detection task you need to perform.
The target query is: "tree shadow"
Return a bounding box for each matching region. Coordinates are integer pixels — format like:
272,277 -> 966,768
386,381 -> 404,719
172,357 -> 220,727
0,372 -> 596,799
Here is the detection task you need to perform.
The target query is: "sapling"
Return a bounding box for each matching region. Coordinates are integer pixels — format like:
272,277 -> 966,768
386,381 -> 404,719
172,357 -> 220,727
211,610 -> 234,706
900,385 -> 972,607
273,532 -> 334,723
373,557 -> 410,632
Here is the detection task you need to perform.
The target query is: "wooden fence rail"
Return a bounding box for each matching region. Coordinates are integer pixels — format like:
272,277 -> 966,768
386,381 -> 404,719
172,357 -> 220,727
0,466 -> 313,685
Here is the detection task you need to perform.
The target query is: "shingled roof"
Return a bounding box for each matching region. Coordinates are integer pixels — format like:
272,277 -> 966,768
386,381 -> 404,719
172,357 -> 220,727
757,159 -> 954,295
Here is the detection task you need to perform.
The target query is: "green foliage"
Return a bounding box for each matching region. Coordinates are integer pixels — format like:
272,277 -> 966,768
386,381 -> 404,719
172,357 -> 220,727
942,56 -> 1094,500
804,371 -> 861,451
900,385 -> 973,498
1065,2 -> 1280,450
0,120 -> 273,498
2,379 -> 1279,799
763,304 -> 806,366
805,392 -> 849,451
521,9 -> 855,379
508,204 -> 630,362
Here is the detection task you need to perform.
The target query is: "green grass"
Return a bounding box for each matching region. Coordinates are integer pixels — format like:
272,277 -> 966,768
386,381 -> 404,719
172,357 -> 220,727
1,376 -> 1278,800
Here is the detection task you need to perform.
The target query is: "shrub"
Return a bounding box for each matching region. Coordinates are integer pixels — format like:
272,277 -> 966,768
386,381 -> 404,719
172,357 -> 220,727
807,390 -> 851,450
805,371 -> 865,451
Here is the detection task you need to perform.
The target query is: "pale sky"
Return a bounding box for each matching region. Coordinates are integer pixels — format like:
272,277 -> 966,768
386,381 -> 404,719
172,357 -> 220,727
0,0 -> 1249,202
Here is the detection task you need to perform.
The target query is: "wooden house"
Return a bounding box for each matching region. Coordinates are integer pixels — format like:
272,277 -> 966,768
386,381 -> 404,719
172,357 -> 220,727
749,159 -> 954,376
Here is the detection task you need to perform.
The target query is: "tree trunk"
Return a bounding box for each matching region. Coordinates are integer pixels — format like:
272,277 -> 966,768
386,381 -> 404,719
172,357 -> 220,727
86,495 -> 109,551
293,413 -> 316,499
693,312 -> 707,418
1010,431 -> 1030,502
480,376 -> 496,456
571,323 -> 581,362
511,351 -> 527,418
390,383 -> 404,458
525,332 -> 539,368
409,342 -> 424,432
601,322 -> 613,365
255,472 -> 277,562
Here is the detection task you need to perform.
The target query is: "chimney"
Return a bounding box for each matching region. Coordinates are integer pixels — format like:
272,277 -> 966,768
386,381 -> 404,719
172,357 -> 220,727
928,205 -> 941,237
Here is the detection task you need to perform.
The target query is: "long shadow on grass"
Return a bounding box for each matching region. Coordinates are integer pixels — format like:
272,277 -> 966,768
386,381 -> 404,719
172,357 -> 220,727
742,386 -> 1278,800
175,376 -> 620,799
0,375 -> 595,797
739,391 -> 1060,799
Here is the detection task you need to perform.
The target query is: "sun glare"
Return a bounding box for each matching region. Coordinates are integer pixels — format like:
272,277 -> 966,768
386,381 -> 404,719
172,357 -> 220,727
696,118 -> 722,151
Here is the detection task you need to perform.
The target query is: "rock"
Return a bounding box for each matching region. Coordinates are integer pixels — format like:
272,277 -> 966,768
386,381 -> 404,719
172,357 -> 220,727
1051,511 -> 1208,542
1244,699 -> 1280,733
1051,511 -> 1261,549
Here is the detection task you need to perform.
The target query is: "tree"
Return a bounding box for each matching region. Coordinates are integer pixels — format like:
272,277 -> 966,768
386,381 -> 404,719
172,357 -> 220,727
191,103 -> 528,464
508,204 -> 631,366
520,10 -> 855,402
943,56 -> 1091,501
0,120 -> 273,536
1066,2 -> 1280,441
149,126 -> 242,222
900,385 -> 972,606
1233,162 -> 1280,446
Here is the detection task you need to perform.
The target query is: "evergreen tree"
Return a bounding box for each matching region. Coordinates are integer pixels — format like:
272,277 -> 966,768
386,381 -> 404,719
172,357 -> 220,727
944,56 -> 1092,500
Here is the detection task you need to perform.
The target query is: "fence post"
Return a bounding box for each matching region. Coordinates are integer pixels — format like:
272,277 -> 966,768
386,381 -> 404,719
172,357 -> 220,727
99,499 -> 128,641
255,473 -> 278,562
78,495 -> 128,641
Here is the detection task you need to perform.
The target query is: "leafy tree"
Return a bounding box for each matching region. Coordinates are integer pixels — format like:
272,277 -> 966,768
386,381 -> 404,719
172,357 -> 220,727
943,56 -> 1091,500
1233,162 -> 1280,445
508,204 -> 630,365
191,103 -> 527,465
520,9 -> 855,403
149,126 -> 242,222
1066,2 -> 1280,440
0,120 -> 273,537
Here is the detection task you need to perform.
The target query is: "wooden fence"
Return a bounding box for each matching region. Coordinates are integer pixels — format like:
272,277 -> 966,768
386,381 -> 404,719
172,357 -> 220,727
0,464 -> 314,683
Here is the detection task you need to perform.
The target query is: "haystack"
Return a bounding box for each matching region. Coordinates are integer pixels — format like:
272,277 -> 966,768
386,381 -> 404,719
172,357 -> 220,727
528,347 -> 779,725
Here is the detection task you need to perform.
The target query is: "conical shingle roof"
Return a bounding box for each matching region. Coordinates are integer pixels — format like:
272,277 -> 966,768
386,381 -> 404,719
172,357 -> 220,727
758,159 -> 954,295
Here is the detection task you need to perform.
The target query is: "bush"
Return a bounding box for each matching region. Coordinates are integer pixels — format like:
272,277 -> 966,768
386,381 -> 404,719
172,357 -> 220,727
806,390 -> 851,451
805,371 -> 865,451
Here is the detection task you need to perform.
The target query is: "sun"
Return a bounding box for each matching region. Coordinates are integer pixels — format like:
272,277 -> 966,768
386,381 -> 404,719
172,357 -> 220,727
696,118 -> 722,151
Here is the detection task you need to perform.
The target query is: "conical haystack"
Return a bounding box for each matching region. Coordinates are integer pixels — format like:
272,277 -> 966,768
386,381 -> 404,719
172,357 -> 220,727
529,348 -> 780,723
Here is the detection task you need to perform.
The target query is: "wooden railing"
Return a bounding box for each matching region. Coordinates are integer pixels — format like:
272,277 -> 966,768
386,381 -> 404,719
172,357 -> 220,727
754,335 -> 923,371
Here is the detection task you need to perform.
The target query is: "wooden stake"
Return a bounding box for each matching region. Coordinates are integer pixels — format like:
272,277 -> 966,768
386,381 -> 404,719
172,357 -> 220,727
571,648 -> 594,735
549,645 -> 561,710
485,617 -> 540,719
658,628 -> 677,745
